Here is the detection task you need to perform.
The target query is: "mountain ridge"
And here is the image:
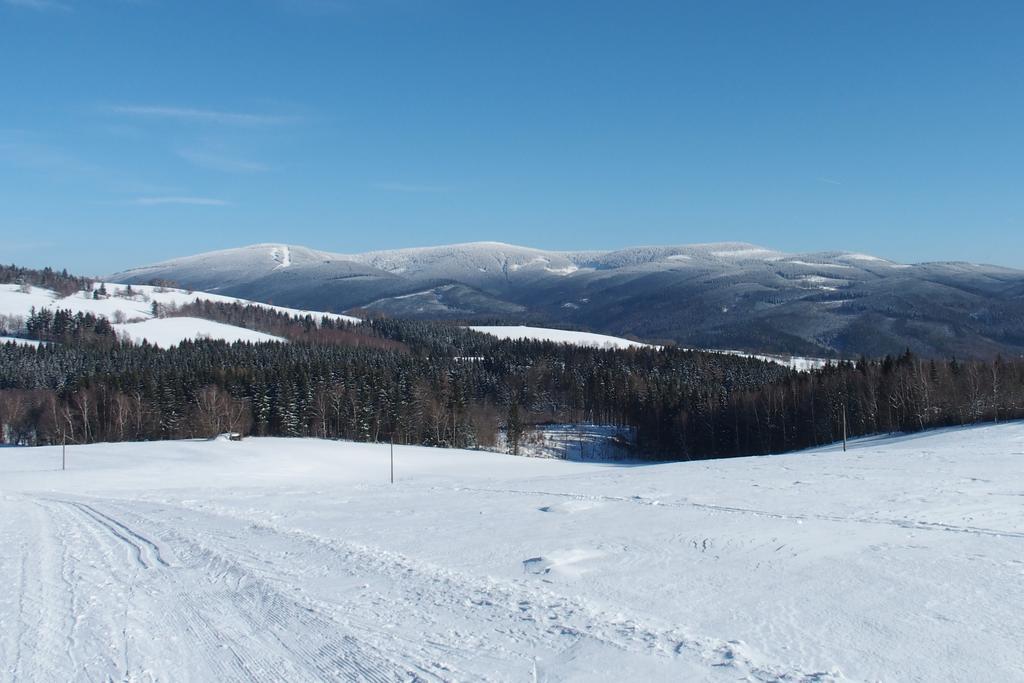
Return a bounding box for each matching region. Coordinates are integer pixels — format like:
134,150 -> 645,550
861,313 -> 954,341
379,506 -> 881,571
111,241 -> 1024,359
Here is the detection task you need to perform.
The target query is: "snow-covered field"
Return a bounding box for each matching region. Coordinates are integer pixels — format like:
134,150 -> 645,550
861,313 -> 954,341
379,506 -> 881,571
113,317 -> 284,347
2,423 -> 1022,681
0,283 -> 358,347
470,325 -> 653,350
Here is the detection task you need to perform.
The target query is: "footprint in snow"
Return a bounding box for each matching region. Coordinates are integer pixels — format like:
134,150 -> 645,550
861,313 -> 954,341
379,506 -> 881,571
522,549 -> 606,578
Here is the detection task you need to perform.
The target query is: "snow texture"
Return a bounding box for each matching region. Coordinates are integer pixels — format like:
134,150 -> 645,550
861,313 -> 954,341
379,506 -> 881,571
2,422 -> 1022,681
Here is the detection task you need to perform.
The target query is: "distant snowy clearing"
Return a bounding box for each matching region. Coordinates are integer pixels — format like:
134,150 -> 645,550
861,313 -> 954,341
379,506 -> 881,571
707,349 -> 830,371
113,317 -> 285,347
469,324 -> 830,370
470,325 -> 653,349
0,336 -> 42,347
2,423 -> 1021,680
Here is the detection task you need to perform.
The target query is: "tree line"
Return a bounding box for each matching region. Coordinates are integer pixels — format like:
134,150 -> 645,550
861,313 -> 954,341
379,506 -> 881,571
0,315 -> 786,452
0,264 -> 93,297
2,315 -> 1022,458
630,351 -> 1024,458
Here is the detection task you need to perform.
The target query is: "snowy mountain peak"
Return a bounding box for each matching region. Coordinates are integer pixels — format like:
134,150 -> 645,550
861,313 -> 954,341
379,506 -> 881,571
269,244 -> 292,269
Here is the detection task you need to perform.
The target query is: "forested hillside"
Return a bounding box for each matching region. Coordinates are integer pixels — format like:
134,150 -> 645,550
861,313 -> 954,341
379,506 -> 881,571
3,302 -> 1022,458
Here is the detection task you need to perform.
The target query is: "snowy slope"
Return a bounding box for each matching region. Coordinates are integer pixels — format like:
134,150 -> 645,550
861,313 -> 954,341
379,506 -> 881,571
470,325 -> 654,349
113,317 -> 284,347
0,283 -> 357,347
110,243 -> 404,314
2,423 -> 1022,681
346,241 -> 600,280
0,283 -> 359,325
109,243 -> 360,293
101,282 -> 361,324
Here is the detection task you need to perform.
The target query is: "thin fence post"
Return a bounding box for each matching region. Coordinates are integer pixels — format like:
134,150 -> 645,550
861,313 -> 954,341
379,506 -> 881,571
842,404 -> 848,452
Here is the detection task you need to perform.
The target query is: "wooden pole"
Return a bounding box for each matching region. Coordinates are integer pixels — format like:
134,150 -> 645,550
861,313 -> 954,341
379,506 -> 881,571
842,404 -> 848,452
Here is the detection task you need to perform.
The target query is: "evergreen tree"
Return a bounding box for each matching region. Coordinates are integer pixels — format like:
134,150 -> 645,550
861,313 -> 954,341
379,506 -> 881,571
506,401 -> 523,455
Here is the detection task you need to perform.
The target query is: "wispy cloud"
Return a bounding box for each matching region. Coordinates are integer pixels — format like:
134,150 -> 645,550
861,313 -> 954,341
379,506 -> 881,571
817,177 -> 842,186
372,181 -> 450,193
105,104 -> 296,126
127,196 -> 230,206
3,0 -> 72,11
177,148 -> 270,173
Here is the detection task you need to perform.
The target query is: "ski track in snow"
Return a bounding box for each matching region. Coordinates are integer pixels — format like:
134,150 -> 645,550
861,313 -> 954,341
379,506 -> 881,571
3,424 -> 1023,681
3,494 -> 448,682
0,492 -> 840,682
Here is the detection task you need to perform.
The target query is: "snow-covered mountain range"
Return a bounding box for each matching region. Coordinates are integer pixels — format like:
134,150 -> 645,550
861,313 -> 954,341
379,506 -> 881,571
111,241 -> 1024,358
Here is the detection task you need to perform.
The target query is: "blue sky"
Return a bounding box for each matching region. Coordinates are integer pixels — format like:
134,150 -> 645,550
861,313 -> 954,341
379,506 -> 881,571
2,0 -> 1022,274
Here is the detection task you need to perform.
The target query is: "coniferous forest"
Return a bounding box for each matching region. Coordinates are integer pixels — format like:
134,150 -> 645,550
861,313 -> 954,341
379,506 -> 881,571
2,310 -> 1023,458
1,267 -> 1023,458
